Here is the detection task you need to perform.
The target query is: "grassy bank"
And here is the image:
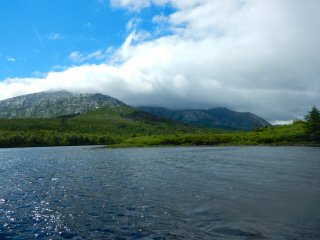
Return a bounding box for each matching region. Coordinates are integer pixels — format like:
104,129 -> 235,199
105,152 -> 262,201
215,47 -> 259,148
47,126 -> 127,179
0,111 -> 197,148
0,117 -> 316,148
109,121 -> 315,147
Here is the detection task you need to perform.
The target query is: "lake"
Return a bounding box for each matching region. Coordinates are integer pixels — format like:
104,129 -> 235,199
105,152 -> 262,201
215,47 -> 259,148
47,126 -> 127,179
0,146 -> 319,239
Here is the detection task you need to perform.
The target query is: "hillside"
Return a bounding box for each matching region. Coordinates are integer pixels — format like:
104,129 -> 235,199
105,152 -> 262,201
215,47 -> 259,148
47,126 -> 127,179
114,121 -> 309,147
1,90 -> 309,148
0,92 -> 196,147
0,90 -> 125,119
138,106 -> 270,131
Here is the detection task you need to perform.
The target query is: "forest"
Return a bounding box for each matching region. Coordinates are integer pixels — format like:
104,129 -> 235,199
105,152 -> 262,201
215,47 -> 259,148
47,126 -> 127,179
0,107 -> 319,148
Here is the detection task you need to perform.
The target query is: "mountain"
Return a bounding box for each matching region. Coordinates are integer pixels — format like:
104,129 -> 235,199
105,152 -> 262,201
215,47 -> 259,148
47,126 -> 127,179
0,91 -> 269,131
0,91 -> 310,148
0,91 -> 195,147
0,90 -> 194,134
138,106 -> 270,131
0,90 -> 126,119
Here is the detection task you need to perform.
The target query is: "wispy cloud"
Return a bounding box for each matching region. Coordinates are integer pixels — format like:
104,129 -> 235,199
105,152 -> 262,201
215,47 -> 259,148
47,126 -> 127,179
48,33 -> 63,40
7,57 -> 16,62
84,22 -> 92,28
111,0 -> 151,11
51,65 -> 69,71
126,17 -> 141,31
32,25 -> 44,49
69,49 -> 108,62
152,14 -> 168,23
69,51 -> 82,62
32,71 -> 48,78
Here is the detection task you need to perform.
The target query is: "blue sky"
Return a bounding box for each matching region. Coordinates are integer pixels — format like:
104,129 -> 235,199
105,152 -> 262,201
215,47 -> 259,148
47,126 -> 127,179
0,0 -> 172,79
0,0 -> 319,122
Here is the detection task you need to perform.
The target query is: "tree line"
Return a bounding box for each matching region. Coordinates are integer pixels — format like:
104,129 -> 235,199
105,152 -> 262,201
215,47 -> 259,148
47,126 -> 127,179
0,106 -> 319,148
305,106 -> 320,142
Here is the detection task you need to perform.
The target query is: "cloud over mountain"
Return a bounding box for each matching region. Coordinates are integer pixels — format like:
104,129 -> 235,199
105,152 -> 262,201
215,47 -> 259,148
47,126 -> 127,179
0,0 -> 319,122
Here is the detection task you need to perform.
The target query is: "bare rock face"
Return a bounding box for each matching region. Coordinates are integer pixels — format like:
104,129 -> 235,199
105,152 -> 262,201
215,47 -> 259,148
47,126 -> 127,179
0,90 -> 126,119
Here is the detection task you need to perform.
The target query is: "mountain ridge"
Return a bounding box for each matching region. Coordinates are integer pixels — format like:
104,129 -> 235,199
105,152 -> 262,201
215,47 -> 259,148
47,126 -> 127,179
0,90 -> 126,119
138,106 -> 270,131
0,91 -> 270,131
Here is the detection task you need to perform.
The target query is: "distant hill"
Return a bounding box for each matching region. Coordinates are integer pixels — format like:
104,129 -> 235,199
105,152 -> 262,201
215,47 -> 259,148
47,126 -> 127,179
0,91 -> 269,132
0,90 -> 127,119
138,106 -> 270,131
0,91 -> 195,147
0,91 -> 306,148
0,90 -> 194,134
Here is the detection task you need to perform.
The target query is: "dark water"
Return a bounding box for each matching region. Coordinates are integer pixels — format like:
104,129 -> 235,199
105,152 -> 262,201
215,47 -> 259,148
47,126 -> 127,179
0,146 -> 319,240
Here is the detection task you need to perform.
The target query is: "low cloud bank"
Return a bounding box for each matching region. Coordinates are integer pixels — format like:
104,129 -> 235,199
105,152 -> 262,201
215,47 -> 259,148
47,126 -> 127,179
1,0 -> 319,122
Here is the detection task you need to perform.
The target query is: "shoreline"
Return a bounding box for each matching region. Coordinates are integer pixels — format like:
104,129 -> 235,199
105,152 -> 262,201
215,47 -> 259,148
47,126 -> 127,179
1,142 -> 319,149
106,142 -> 320,149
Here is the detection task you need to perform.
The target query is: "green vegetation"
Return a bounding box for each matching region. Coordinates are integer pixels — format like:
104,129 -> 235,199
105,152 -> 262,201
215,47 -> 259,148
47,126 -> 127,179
0,106 -> 319,148
0,107 -> 196,148
112,120 -> 309,147
304,106 -> 320,142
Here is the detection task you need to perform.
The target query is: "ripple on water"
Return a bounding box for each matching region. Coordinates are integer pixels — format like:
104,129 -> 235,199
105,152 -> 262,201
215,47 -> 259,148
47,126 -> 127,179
0,146 -> 319,239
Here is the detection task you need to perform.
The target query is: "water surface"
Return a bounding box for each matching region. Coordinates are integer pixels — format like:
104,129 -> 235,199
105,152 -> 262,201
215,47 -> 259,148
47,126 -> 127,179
0,146 -> 319,239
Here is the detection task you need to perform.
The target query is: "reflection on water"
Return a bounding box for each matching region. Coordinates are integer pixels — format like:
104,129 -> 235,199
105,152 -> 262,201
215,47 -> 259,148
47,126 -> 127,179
0,146 -> 319,239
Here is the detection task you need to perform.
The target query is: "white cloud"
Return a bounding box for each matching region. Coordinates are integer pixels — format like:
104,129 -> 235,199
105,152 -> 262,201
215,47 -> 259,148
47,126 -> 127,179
69,51 -> 83,62
110,0 -> 202,11
111,0 -> 151,11
152,14 -> 168,23
48,33 -> 63,40
69,50 -> 108,62
1,0 -> 320,122
32,71 -> 48,78
272,120 -> 294,126
7,57 -> 16,62
126,17 -> 141,31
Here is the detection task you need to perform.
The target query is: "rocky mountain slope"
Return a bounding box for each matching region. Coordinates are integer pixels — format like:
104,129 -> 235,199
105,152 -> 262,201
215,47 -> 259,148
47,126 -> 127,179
0,91 -> 270,131
0,91 -> 194,147
0,91 -> 126,119
138,106 -> 270,131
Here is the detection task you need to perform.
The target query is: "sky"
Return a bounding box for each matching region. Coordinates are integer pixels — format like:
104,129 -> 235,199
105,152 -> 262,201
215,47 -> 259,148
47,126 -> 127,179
0,0 -> 319,123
